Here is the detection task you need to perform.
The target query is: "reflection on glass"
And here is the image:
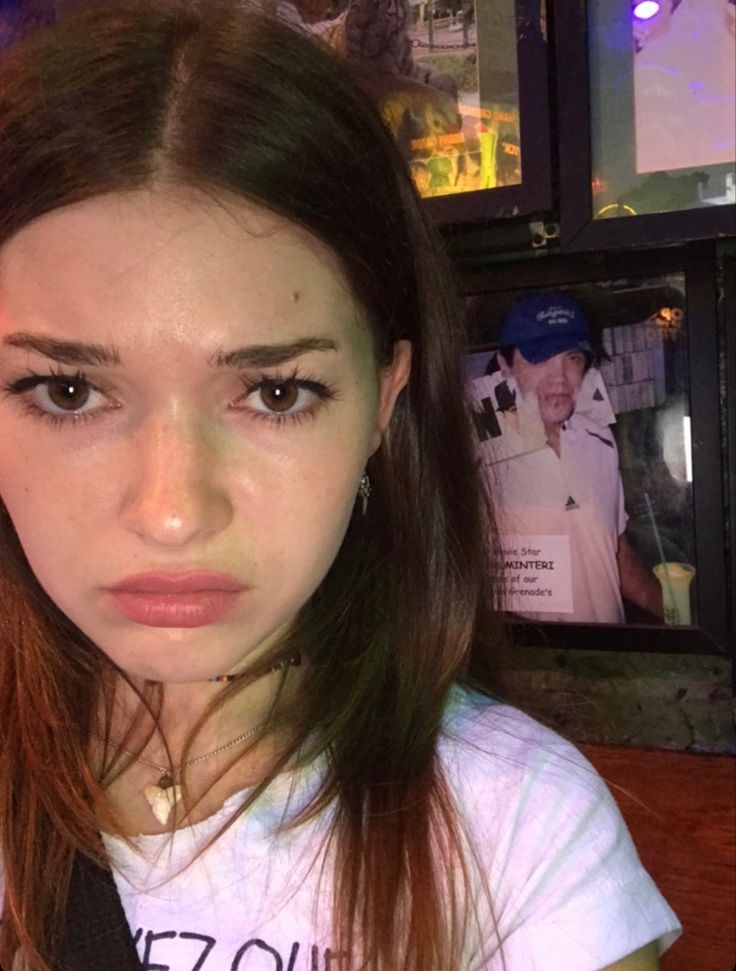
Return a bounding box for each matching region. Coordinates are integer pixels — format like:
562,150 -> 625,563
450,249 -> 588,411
465,273 -> 696,627
402,0 -> 522,197
248,1 -> 523,198
589,0 -> 735,218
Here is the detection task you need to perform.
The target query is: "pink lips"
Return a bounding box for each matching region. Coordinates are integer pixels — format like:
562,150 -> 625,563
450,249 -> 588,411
106,570 -> 246,628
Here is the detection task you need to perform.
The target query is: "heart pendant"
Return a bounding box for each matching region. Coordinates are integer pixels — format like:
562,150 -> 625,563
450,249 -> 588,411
144,783 -> 182,825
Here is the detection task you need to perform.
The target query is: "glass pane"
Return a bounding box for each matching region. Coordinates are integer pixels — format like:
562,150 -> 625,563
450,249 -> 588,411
299,0 -> 523,198
466,273 -> 696,627
589,0 -> 735,218
404,0 -> 522,197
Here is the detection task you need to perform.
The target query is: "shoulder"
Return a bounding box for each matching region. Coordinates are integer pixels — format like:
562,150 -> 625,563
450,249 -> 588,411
438,686 -> 682,969
439,685 -> 606,818
441,683 -> 594,768
437,684 -> 623,883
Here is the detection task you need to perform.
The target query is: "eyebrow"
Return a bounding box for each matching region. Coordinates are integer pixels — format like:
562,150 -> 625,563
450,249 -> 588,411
1,333 -> 339,369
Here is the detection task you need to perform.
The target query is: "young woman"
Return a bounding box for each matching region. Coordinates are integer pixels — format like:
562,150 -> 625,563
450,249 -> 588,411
0,4 -> 682,970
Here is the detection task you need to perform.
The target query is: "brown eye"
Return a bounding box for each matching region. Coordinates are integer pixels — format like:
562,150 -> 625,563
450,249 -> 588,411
238,373 -> 333,425
46,377 -> 91,411
259,382 -> 300,413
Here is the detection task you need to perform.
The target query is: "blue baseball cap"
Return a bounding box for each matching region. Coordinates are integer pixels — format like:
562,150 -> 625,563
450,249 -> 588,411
500,292 -> 593,364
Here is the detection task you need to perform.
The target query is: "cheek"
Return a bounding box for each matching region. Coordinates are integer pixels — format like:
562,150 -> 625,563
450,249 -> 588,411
3,489 -> 89,585
258,460 -> 360,565
256,465 -> 357,557
0,437 -> 120,605
570,370 -> 585,392
514,368 -> 538,396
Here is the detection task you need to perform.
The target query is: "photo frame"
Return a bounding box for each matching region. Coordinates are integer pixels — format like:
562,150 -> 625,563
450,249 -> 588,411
462,244 -> 730,654
555,0 -> 736,252
421,0 -> 552,225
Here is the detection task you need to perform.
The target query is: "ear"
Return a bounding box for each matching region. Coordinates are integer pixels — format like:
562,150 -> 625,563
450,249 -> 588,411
371,339 -> 412,453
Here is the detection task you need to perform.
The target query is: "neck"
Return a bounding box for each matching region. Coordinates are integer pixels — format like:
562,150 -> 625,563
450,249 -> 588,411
97,658 -> 304,767
545,421 -> 562,456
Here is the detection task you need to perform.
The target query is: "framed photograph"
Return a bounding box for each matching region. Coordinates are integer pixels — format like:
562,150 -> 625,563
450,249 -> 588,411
555,0 -> 736,251
415,0 -> 553,223
340,0 -> 551,224
358,0 -> 553,223
332,0 -> 552,223
463,245 -> 730,654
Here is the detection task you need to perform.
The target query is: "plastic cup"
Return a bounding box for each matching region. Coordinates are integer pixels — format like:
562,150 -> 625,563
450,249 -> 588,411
652,562 -> 696,626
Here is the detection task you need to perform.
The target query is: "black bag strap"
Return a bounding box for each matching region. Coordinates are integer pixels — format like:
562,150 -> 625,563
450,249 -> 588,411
55,850 -> 143,971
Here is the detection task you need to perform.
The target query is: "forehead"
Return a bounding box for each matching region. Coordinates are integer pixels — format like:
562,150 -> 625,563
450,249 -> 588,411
0,188 -> 363,356
515,348 -> 585,367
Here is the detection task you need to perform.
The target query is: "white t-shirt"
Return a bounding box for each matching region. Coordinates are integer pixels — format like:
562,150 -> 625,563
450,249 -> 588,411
489,413 -> 628,623
0,687 -> 682,970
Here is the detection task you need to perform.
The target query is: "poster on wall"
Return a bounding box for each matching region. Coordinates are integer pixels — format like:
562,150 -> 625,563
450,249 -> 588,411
465,276 -> 696,628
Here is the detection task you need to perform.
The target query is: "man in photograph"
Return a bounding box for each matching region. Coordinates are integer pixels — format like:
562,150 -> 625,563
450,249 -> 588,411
484,291 -> 663,624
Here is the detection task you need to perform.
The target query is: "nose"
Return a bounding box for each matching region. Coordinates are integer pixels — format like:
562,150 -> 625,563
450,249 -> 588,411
544,355 -> 568,383
120,411 -> 234,549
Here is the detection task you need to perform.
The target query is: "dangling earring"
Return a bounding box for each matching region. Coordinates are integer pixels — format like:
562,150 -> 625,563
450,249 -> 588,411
358,472 -> 371,515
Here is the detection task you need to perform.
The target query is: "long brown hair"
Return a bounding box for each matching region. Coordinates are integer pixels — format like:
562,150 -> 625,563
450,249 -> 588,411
0,4 -> 511,969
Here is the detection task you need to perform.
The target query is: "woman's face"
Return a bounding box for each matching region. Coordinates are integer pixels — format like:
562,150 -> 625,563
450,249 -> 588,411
0,189 -> 411,682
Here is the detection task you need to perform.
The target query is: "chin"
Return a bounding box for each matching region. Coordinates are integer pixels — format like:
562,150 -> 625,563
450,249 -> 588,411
541,408 -> 574,425
137,668 -> 199,683
115,656 -> 226,684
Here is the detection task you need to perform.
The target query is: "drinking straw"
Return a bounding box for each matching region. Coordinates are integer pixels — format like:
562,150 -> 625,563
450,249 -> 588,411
644,491 -> 677,622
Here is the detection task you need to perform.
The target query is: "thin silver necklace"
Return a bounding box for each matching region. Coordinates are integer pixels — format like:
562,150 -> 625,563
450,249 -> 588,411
104,720 -> 268,825
99,652 -> 300,824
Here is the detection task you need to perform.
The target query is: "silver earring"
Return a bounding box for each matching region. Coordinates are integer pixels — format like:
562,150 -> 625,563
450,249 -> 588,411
358,472 -> 371,515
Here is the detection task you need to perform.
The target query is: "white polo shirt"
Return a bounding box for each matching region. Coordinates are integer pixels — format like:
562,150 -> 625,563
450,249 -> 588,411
488,413 -> 627,623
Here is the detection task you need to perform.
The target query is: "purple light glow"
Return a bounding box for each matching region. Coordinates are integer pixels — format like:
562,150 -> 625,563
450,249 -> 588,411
633,0 -> 661,20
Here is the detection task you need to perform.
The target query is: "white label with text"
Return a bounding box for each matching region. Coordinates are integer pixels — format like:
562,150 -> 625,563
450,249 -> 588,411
501,535 -> 573,614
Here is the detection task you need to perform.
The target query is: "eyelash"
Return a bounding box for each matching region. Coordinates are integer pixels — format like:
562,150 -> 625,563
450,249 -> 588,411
0,365 -> 338,431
